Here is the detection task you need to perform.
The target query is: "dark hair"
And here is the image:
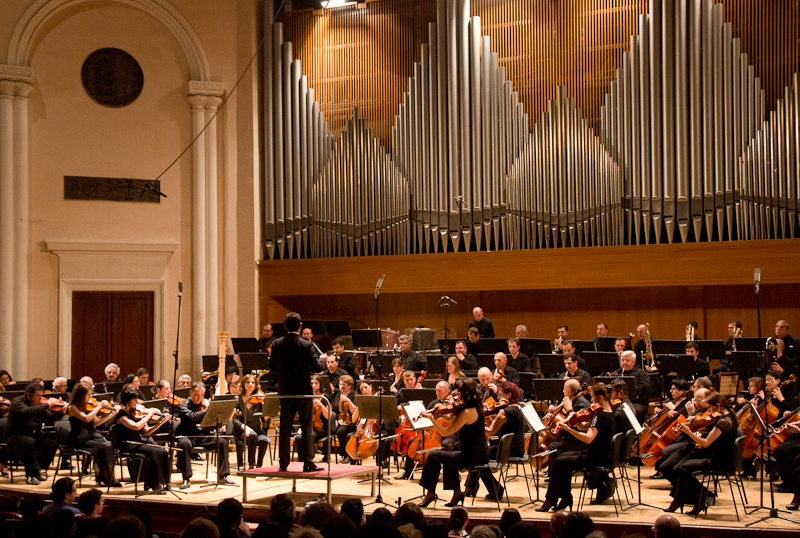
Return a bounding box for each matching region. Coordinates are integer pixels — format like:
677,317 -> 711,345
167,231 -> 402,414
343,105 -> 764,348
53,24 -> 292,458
507,337 -> 520,346
0,370 -> 12,383
332,336 -> 345,347
590,383 -> 609,401
217,498 -> 243,528
693,377 -> 713,389
671,378 -> 690,392
687,320 -> 699,329
456,339 -> 467,348
120,388 -> 139,406
393,502 -> 424,529
340,498 -> 363,527
135,368 -> 150,378
468,327 -> 479,336
127,506 -> 154,538
299,501 -> 338,530
685,341 -> 700,352
563,353 -> 579,363
609,379 -> 628,395
19,493 -> 44,521
191,381 -> 206,393
77,488 -> 103,515
370,508 -> 393,525
563,512 -> 595,538
25,381 -> 44,397
766,369 -> 783,381
453,377 -> 483,410
68,382 -> 92,409
102,515 -> 146,538
52,477 -> 75,502
0,495 -> 18,513
500,508 -> 521,535
421,520 -> 449,538
730,320 -> 742,329
320,515 -> 356,538
269,492 -> 296,534
704,392 -> 729,410
354,523 -> 403,538
390,358 -> 403,368
450,506 -> 468,531
498,381 -> 520,404
558,325 -> 569,331
284,312 -> 302,332
507,522 -> 541,538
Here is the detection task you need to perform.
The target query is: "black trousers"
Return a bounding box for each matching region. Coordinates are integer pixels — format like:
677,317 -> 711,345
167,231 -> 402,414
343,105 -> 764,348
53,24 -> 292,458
773,433 -> 800,484
5,433 -> 57,478
670,456 -> 711,505
546,450 -> 597,503
336,423 -> 356,459
73,434 -> 115,482
245,431 -> 270,467
279,398 -> 313,469
175,436 -> 230,479
126,442 -> 169,489
419,449 -> 488,493
657,438 -> 695,482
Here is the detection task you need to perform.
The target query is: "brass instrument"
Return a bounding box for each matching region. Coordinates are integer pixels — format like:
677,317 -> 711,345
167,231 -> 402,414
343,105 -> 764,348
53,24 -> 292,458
217,331 -> 229,395
553,336 -> 563,353
685,325 -> 695,341
645,323 -> 656,371
732,327 -> 742,352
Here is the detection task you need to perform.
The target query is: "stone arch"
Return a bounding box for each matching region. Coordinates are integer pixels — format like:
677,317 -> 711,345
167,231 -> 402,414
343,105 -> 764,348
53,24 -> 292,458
7,0 -> 211,81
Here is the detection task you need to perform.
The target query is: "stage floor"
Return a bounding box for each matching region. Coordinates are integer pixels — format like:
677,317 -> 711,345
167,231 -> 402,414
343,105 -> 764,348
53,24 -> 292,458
2,456 -> 800,536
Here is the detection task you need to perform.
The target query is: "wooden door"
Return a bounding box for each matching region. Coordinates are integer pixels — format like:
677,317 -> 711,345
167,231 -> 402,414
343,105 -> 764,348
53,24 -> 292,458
71,291 -> 154,381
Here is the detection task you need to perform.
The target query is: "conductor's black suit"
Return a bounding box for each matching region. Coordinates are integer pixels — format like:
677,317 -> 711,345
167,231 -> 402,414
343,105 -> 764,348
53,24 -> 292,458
270,331 -> 323,470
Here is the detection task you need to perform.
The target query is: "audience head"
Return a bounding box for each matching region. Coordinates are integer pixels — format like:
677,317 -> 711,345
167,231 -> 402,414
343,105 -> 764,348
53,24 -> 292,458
470,525 -> 497,538
127,506 -> 155,538
563,512 -> 595,538
499,507 -> 521,535
550,510 -> 570,538
393,502 -> 424,529
354,523 -> 403,538
18,493 -> 44,520
52,477 -> 78,503
103,515 -> 147,538
370,507 -> 393,525
300,501 -> 338,530
654,514 -> 681,538
179,517 -> 219,538
507,522 -> 541,538
340,498 -> 364,527
321,515 -> 357,538
77,488 -> 104,516
450,506 -> 468,533
217,498 -> 244,530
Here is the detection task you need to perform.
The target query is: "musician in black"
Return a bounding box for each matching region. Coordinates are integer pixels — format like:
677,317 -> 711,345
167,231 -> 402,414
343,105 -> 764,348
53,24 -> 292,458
469,307 -> 495,338
543,378 -> 591,453
634,324 -> 651,366
418,378 -> 490,508
608,379 -> 635,435
332,375 -> 359,464
610,351 -> 650,421
536,383 -> 616,512
454,340 -> 479,372
723,320 -> 742,351
557,354 -> 591,388
331,337 -> 358,377
465,381 -> 524,501
233,374 -> 270,469
652,388 -> 709,481
780,421 -> 800,510
176,382 -> 235,488
492,353 -> 520,388
116,389 -> 171,493
388,358 -> 405,393
398,335 -> 429,373
665,393 -> 738,515
466,328 -> 482,358
322,354 -> 348,394
776,320 -> 800,360
5,382 -> 62,484
257,323 -> 274,352
684,342 -> 710,378
393,370 -> 422,407
560,341 -> 587,370
477,368 -> 498,405
304,375 -> 334,462
506,338 -> 531,373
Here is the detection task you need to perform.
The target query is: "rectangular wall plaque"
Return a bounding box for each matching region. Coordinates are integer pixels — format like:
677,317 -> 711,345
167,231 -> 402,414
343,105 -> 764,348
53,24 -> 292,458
64,176 -> 162,203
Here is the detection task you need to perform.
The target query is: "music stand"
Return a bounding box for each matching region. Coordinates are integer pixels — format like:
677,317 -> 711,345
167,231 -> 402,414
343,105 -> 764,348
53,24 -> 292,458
426,354 -> 447,377
354,395 -> 399,490
411,328 -> 436,352
569,340 -> 596,355
367,380 -> 390,395
732,337 -> 765,352
270,323 -> 287,338
728,351 -> 763,378
582,352 -> 624,377
199,398 -> 239,490
652,340 -> 689,356
238,352 -> 270,375
173,388 -> 191,399
517,372 -> 536,401
324,320 -> 351,337
531,379 -> 567,403
400,389 -> 437,407
139,384 -> 156,400
617,402 -> 661,511
654,355 -> 698,381
303,320 -> 326,337
477,354 -> 496,370
594,337 -> 622,353
538,354 -> 565,378
695,340 -> 727,360
480,338 -> 508,354
231,338 -> 260,353
317,376 -> 334,398
367,354 -> 396,378
103,381 -> 126,399
201,355 -> 238,374
520,338 -> 552,356
519,401 -> 547,507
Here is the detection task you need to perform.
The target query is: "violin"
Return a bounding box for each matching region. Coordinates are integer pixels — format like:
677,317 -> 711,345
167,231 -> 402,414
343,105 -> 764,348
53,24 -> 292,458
167,394 -> 185,406
339,393 -> 353,425
493,369 -> 505,383
675,410 -> 722,434
415,391 -> 464,422
87,397 -> 116,416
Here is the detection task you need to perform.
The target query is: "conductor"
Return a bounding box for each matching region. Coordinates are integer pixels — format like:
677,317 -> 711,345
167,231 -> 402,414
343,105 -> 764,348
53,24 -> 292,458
270,312 -> 324,472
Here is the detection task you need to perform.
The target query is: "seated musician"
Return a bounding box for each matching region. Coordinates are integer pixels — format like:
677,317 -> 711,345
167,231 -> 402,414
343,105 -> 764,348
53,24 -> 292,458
155,380 -> 173,401
395,380 -> 458,480
116,388 -> 171,493
323,354 -> 348,394
614,338 -> 627,355
756,370 -> 799,483
305,375 -> 334,462
332,375 -> 359,464
257,323 -> 275,352
302,327 -> 322,363
52,377 -> 70,401
79,376 -> 97,394
234,374 -> 270,469
650,388 -> 709,480
592,323 -> 609,345
418,378 -> 490,508
634,324 -> 651,366
136,368 -> 151,386
445,357 -> 467,386
122,374 -> 146,401
394,370 -> 423,406
331,337 -> 358,377
506,338 -> 531,373
454,340 -> 479,372
665,393 -> 737,515
685,320 -> 703,340
736,377 -> 762,409
536,383 -> 616,512
389,358 -> 405,393
477,367 -> 498,404
554,325 -> 569,352
762,369 -> 796,416
557,354 -> 591,388
466,381 -> 524,500
769,338 -> 800,401
515,325 -> 528,339
0,370 -> 14,387
608,379 -> 635,435
66,381 -> 121,487
177,374 -> 192,389
609,351 -> 650,421
5,382 -> 62,484
543,379 -> 592,453
723,320 -> 742,351
684,342 -> 710,378
100,363 -> 120,392
176,381 -> 235,488
653,378 -> 691,417
466,328 -> 482,358
469,307 -> 495,338
492,352 -> 520,388
398,335 -> 429,373
351,381 -> 393,468
777,420 -> 800,510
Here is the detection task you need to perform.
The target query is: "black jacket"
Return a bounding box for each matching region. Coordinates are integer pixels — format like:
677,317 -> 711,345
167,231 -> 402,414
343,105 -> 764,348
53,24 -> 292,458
5,395 -> 52,437
270,332 -> 323,395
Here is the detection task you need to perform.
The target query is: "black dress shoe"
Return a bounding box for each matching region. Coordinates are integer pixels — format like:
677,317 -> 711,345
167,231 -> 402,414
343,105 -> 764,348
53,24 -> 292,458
180,479 -> 191,489
303,463 -> 324,472
485,485 -> 504,501
220,476 -> 235,485
444,492 -> 465,507
650,472 -> 665,480
535,499 -> 554,512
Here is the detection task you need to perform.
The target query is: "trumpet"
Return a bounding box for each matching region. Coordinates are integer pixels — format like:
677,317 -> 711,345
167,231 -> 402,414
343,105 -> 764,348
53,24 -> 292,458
685,325 -> 695,341
732,327 -> 742,352
553,336 -> 563,353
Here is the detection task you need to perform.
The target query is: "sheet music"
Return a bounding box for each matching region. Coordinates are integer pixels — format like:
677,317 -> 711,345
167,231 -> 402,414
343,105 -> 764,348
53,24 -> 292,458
401,401 -> 434,430
621,402 -> 644,434
520,402 -> 546,433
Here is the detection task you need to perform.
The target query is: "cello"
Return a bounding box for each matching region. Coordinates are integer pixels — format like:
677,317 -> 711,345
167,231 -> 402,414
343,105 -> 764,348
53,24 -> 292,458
407,392 -> 462,464
638,397 -> 689,467
739,375 -> 796,458
345,388 -> 384,461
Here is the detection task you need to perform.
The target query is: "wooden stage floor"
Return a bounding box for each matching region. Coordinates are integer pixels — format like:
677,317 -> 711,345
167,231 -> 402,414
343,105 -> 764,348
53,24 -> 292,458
2,455 -> 799,537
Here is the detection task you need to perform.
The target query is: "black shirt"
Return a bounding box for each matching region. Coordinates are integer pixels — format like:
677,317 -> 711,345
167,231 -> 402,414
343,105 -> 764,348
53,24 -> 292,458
466,340 -> 482,358
497,405 -> 525,457
610,366 -> 651,405
557,368 -> 592,389
612,397 -> 635,433
6,396 -> 53,437
337,352 -> 358,377
458,353 -> 480,372
400,350 -> 429,372
507,353 -> 531,373
587,410 -> 615,463
323,368 -> 348,393
469,317 -> 495,338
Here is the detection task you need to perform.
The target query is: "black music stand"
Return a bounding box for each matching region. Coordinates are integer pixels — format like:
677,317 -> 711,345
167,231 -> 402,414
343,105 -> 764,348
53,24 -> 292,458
652,340 -> 688,356
231,338 -> 260,353
201,355 -> 238,375
695,340 -> 726,360
582,352 -> 624,377
303,320 -> 326,337
199,398 -> 239,491
538,355 -> 565,378
238,352 -> 269,375
173,388 -> 191,399
519,401 -> 547,508
139,384 -> 156,400
367,380 -> 391,395
354,395 -> 399,492
367,354 -> 396,378
317,376 -> 334,399
426,354 -> 447,377
728,351 -> 763,379
400,389 -> 437,408
103,381 -> 126,399
594,337 -> 623,353
480,338 -> 508,354
270,323 -> 287,338
324,320 -> 351,337
732,337 -> 765,352
531,379 -> 567,403
517,372 -> 536,401
477,354 -> 496,370
569,340 -> 595,355
618,402 -> 661,511
654,355 -> 698,381
520,338 -> 553,357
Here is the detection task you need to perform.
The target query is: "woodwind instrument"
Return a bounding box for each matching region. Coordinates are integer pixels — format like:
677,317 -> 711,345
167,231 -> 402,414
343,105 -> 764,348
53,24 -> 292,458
216,331 -> 229,395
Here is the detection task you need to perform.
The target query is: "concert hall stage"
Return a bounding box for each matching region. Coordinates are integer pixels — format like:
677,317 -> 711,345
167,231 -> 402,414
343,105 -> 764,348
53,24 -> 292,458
2,459 -> 799,537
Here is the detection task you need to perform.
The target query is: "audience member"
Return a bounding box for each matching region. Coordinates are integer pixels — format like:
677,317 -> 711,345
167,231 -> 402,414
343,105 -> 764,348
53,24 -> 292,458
563,512 -> 595,538
340,499 -> 364,528
217,498 -> 250,538
300,502 -> 338,531
128,506 -> 158,538
320,515 -> 357,538
653,515 -> 681,538
506,522 -> 541,538
52,509 -> 76,538
370,508 -> 393,526
393,503 -> 424,530
585,532 -> 607,538
268,492 -> 298,537
353,523 -> 403,538
421,520 -> 449,538
43,477 -> 80,516
486,525 -> 502,538
103,515 -> 147,538
468,526 -> 496,538
75,488 -> 109,538
180,517 -> 220,538
550,510 -> 569,538
499,508 -> 521,536
18,493 -> 44,520
449,506 -> 469,537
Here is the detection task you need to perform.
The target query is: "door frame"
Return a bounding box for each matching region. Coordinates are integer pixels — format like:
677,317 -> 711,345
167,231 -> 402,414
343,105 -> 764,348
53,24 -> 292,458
59,279 -> 165,379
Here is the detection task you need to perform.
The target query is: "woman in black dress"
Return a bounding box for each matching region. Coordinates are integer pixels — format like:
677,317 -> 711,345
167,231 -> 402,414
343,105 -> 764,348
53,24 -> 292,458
465,381 -> 524,500
537,383 -> 615,512
418,377 -> 490,508
666,392 -> 738,515
66,381 -> 121,487
116,388 -> 171,493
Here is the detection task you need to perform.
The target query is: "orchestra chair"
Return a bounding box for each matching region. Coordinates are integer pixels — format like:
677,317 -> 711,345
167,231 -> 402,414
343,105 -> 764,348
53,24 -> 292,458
571,432 -> 623,515
52,421 -> 93,487
0,442 -> 21,484
505,433 -> 533,503
109,424 -> 145,496
690,434 -> 748,521
465,433 -> 514,511
717,372 -> 740,405
616,429 -> 637,503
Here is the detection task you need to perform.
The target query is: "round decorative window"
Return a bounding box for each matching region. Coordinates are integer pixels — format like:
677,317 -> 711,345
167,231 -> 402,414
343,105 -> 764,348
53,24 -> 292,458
81,48 -> 144,107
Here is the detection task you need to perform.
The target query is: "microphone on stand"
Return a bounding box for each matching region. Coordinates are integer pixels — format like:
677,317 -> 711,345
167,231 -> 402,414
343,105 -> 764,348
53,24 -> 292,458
754,268 -> 761,294
178,281 -> 183,297
439,295 -> 457,304
374,274 -> 385,298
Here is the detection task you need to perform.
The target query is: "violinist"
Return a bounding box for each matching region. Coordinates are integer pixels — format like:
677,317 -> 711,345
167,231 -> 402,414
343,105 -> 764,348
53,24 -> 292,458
116,388 -> 171,493
122,374 -> 146,401
304,375 -> 334,462
445,357 -> 466,386
477,368 -> 498,405
5,382 -> 63,485
608,379 -> 635,435
66,381 -> 121,487
323,354 -> 348,394
651,388 -> 709,481
492,353 -> 520,390
418,378 -> 490,508
735,377 -> 762,410
557,354 -> 591,389
136,367 -> 151,386
388,358 -> 405,393
52,377 -> 70,400
235,374 -> 270,469
543,379 -> 592,453
465,381 -> 523,501
394,370 -> 423,406
536,383 -> 616,512
176,382 -> 235,488
155,380 -> 172,401
609,351 -> 650,421
666,393 -> 737,515
332,376 -> 359,464
177,374 -> 192,389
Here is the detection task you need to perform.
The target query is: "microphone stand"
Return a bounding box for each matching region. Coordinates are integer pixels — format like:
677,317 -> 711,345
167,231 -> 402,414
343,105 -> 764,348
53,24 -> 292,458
164,282 -> 185,497
438,295 -> 455,356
